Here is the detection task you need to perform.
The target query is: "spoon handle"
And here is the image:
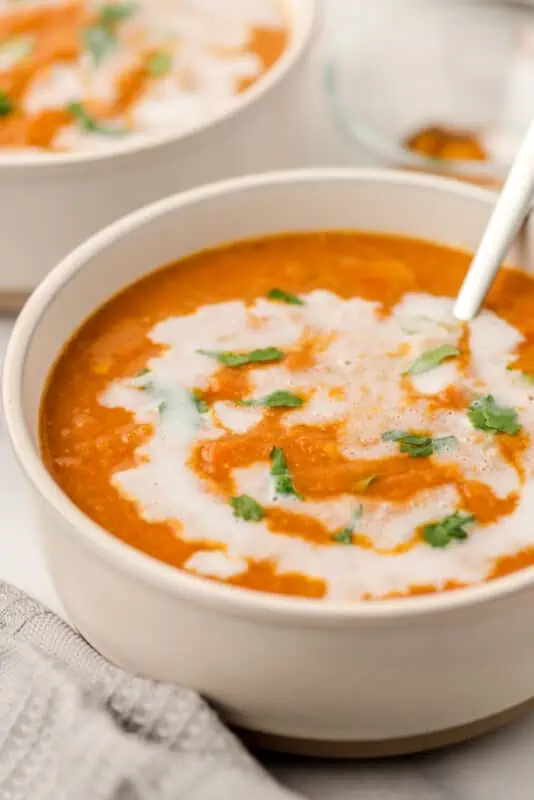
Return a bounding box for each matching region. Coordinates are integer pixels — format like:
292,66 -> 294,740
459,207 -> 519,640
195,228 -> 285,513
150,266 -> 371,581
454,120 -> 534,321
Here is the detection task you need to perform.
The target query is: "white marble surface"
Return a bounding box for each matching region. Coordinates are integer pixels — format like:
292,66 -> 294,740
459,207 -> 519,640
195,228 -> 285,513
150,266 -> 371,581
1,0 -> 533,797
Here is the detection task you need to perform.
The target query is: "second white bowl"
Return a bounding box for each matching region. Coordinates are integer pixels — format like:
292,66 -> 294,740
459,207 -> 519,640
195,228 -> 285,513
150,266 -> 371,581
0,0 -> 317,305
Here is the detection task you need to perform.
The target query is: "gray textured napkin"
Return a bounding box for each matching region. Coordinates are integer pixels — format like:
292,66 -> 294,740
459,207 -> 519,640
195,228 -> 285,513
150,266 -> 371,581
0,582 -> 302,800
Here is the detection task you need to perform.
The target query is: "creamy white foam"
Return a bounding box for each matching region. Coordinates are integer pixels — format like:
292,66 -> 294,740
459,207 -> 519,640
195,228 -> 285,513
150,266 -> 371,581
101,290 -> 534,600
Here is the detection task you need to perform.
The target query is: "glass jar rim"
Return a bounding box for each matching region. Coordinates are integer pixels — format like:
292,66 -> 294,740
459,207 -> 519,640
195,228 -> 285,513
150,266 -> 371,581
323,0 -> 531,179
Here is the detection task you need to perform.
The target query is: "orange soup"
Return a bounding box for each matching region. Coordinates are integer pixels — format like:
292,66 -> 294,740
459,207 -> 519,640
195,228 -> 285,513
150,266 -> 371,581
0,0 -> 288,152
40,232 -> 534,601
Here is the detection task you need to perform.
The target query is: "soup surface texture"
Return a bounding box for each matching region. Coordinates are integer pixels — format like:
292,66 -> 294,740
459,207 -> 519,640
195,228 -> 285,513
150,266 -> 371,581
40,232 -> 534,601
0,0 -> 287,152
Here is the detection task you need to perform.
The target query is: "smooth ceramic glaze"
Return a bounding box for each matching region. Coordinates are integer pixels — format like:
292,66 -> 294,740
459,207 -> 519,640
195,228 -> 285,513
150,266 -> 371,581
0,0 -> 316,298
5,169 -> 534,752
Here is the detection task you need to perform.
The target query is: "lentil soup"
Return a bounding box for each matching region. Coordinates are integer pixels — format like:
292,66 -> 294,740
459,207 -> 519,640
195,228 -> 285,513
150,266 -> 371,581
0,0 -> 288,153
40,232 -> 534,601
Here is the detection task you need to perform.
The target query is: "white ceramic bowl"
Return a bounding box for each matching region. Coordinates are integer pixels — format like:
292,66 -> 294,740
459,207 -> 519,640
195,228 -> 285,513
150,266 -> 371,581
0,0 -> 317,304
5,168 -> 534,757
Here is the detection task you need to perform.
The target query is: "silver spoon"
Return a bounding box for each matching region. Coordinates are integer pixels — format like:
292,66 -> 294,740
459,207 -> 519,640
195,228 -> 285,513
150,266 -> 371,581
453,119 -> 534,321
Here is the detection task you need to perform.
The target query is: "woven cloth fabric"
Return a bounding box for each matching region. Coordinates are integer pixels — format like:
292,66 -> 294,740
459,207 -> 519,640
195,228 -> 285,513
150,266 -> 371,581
0,582 -> 301,800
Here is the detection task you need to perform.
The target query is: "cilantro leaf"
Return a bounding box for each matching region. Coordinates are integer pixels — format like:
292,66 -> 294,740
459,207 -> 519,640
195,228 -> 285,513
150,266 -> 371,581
267,288 -> 304,306
332,528 -> 353,545
135,367 -> 150,378
231,495 -> 265,522
82,24 -> 116,63
423,511 -> 475,548
198,347 -> 284,367
191,392 -> 208,414
382,430 -> 458,458
68,102 -> 127,136
98,1 -> 137,26
0,89 -> 14,117
404,344 -> 460,376
270,447 -> 301,499
146,50 -> 172,77
332,505 -> 363,545
270,447 -> 288,475
240,390 -> 303,409
83,3 -> 137,64
467,395 -> 521,436
399,436 -> 434,458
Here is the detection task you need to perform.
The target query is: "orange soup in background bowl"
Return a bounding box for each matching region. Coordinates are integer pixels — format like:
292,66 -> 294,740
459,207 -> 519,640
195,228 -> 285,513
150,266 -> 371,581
0,0 -> 317,305
5,168 -> 534,756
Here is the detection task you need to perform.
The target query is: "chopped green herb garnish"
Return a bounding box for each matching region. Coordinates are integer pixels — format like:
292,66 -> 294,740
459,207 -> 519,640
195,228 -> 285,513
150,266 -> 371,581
382,430 -> 458,458
146,50 -> 172,77
157,400 -> 167,415
135,367 -> 150,378
240,390 -> 303,409
82,24 -> 116,63
332,505 -> 363,545
192,392 -> 209,414
267,288 -> 304,306
423,511 -> 475,548
231,495 -> 265,522
98,1 -> 137,26
270,447 -> 301,499
467,395 -> 521,436
354,475 -> 377,492
0,89 -> 14,117
198,347 -> 284,367
83,2 -> 137,64
332,528 -> 353,545
68,102 -> 127,136
398,435 -> 434,458
404,344 -> 460,376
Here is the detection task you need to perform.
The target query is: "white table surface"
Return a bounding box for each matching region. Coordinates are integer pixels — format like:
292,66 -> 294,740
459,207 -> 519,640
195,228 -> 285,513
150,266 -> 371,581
1,1 -> 533,797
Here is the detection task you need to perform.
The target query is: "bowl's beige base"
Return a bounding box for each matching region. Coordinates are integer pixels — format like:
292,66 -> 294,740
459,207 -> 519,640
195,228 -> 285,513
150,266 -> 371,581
0,291 -> 29,313
238,697 -> 534,759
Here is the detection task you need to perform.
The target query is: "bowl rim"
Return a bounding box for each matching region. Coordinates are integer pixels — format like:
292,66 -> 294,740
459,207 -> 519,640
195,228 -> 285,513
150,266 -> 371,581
7,166 -> 534,623
0,0 -> 318,174
323,0 -> 529,179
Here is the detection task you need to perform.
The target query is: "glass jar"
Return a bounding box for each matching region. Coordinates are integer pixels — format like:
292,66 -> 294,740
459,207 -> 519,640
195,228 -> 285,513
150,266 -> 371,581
324,0 -> 534,188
